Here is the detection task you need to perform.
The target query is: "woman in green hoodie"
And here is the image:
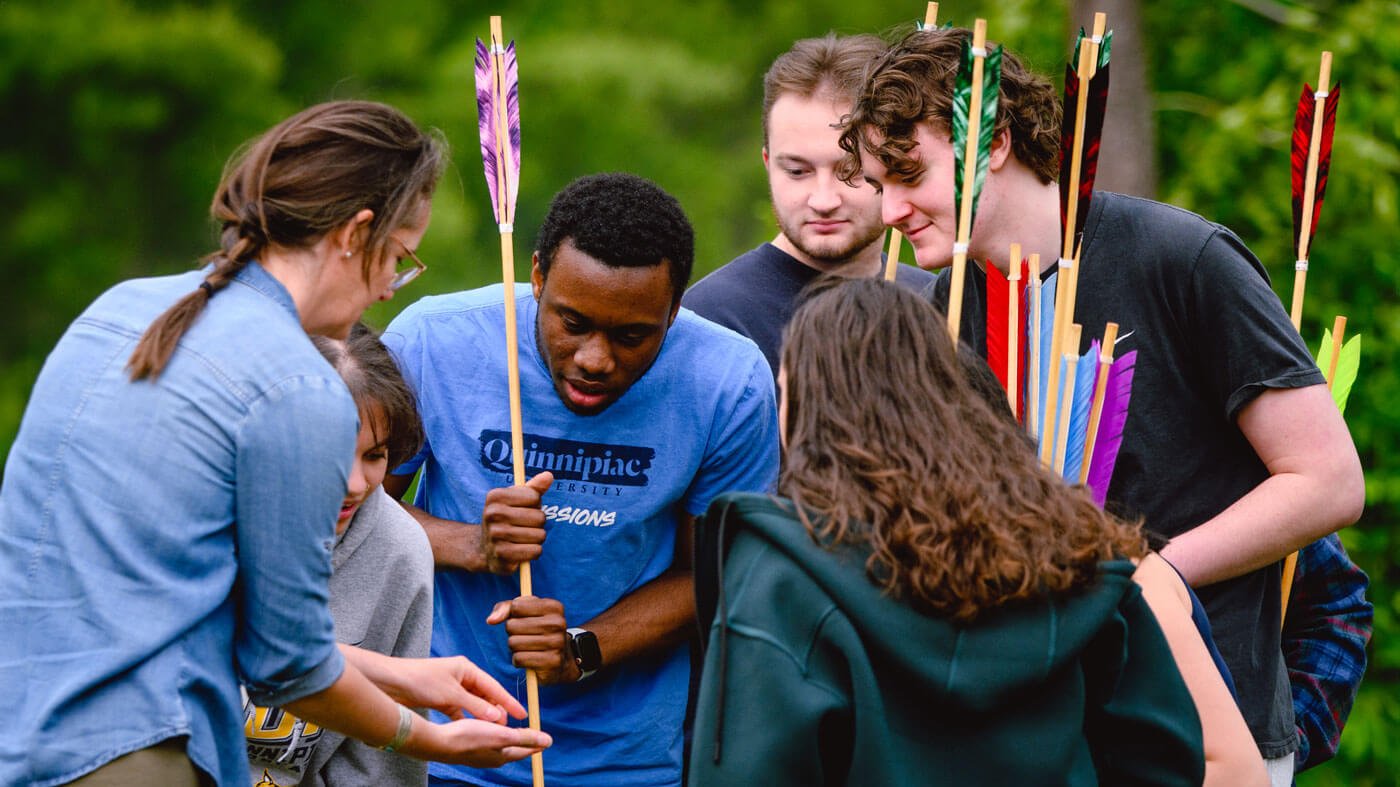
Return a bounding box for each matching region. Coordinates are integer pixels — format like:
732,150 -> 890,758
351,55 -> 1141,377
690,277 -> 1207,786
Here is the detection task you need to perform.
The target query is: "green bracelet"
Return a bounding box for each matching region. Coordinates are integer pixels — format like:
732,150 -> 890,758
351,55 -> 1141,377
380,703 -> 414,753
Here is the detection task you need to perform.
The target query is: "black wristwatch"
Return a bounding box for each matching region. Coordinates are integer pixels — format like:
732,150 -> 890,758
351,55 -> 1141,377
565,627 -> 602,680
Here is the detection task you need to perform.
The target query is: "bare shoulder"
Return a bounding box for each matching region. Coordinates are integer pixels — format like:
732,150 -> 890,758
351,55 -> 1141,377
1131,552 -> 1193,612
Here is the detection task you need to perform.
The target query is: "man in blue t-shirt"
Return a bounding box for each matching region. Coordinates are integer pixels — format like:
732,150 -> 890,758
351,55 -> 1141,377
383,173 -> 779,787
683,34 -> 934,381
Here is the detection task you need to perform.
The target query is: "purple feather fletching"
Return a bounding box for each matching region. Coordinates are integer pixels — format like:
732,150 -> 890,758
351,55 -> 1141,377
502,41 -> 521,218
474,39 -> 500,219
1085,349 -> 1136,506
475,39 -> 521,224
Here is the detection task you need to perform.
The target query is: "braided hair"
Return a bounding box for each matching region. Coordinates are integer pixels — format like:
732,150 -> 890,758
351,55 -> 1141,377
127,100 -> 446,381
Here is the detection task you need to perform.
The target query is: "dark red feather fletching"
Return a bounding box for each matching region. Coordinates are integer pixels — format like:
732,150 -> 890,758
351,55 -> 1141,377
1058,62 -> 1078,236
1059,62 -> 1110,249
1078,63 -> 1109,232
1291,82 -> 1341,252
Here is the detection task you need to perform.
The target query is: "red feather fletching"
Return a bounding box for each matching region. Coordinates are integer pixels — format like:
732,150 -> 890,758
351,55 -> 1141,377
986,263 -> 1009,391
1291,82 -> 1341,253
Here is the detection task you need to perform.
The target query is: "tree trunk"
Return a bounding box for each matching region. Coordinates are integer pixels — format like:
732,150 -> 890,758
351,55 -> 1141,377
1070,0 -> 1157,198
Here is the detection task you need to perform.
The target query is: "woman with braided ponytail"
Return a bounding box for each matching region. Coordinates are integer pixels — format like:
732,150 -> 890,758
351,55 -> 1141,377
0,101 -> 550,786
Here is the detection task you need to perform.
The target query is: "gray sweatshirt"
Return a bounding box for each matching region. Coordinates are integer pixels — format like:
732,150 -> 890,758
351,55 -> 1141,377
245,487 -> 434,786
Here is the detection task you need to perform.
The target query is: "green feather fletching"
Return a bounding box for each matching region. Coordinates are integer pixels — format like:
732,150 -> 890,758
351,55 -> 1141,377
1316,329 -> 1362,414
952,39 -> 1003,240
1072,28 -> 1113,71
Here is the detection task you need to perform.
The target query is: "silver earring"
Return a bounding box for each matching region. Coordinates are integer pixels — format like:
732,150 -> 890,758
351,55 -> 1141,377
343,250 -> 353,258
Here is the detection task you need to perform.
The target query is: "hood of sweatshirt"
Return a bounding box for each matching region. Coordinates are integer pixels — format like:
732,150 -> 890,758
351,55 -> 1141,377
695,492 -> 1142,716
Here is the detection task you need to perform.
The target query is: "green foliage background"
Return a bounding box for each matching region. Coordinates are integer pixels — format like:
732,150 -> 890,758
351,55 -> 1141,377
1,0 -> 1394,780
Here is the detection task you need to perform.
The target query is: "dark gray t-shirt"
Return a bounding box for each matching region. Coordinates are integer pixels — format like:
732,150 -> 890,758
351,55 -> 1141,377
932,192 -> 1321,758
684,242 -> 935,381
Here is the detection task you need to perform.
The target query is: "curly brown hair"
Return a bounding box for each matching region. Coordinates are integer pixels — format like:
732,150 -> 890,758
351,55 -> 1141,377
836,27 -> 1061,187
779,277 -> 1145,623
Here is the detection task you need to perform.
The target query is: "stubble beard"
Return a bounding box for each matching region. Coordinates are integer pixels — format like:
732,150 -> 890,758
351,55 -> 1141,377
773,203 -> 885,265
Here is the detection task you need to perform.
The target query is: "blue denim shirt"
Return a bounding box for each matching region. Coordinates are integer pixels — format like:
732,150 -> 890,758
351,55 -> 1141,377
0,263 -> 354,786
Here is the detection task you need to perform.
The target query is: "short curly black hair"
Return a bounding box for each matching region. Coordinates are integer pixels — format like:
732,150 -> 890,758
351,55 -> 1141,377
534,173 -> 694,304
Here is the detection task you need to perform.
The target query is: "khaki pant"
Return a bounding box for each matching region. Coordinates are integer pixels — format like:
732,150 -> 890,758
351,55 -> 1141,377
67,738 -> 205,786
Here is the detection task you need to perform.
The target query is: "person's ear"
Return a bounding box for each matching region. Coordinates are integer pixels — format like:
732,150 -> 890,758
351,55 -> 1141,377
530,251 -> 544,300
762,146 -> 770,168
333,208 -> 376,257
988,127 -> 1012,172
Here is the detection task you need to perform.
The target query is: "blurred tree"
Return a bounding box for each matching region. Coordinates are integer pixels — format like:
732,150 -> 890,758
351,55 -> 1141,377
0,3 -> 1395,782
1072,0 -> 1156,197
1144,1 -> 1400,782
0,0 -> 286,453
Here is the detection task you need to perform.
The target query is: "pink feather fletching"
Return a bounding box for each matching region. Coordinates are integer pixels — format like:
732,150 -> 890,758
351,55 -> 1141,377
475,37 -> 521,225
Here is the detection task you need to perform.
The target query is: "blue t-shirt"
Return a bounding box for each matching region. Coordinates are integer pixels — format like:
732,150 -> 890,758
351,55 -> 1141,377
383,284 -> 779,787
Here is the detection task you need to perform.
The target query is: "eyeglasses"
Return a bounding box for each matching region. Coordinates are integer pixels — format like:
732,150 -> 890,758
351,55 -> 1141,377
390,245 -> 427,291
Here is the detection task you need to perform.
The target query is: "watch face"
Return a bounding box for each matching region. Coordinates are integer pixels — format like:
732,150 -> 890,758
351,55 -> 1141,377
570,629 -> 603,672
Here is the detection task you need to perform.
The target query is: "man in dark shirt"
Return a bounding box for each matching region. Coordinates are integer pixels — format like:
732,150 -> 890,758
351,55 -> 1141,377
840,27 -> 1363,784
684,33 -> 933,378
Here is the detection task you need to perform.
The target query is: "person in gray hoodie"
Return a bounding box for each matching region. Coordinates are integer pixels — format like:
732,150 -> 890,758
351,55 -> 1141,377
245,323 -> 436,787
690,278 -> 1205,786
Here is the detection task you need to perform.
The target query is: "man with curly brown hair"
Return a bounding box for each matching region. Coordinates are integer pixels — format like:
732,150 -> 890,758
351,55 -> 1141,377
840,27 -> 1363,785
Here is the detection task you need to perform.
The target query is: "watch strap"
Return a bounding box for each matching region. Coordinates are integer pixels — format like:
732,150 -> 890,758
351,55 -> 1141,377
566,627 -> 600,680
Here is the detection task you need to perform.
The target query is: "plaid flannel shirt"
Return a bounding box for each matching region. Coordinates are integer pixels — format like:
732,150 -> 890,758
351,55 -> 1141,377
1282,532 -> 1372,772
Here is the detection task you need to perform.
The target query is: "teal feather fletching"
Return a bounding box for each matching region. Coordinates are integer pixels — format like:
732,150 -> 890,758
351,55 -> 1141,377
952,39 -> 1003,240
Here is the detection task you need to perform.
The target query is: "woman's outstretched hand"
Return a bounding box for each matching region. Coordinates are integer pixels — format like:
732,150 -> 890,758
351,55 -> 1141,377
403,716 -> 552,768
341,647 -> 526,723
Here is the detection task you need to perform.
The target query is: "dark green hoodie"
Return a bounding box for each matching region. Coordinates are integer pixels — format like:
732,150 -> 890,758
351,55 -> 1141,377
689,493 -> 1204,786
